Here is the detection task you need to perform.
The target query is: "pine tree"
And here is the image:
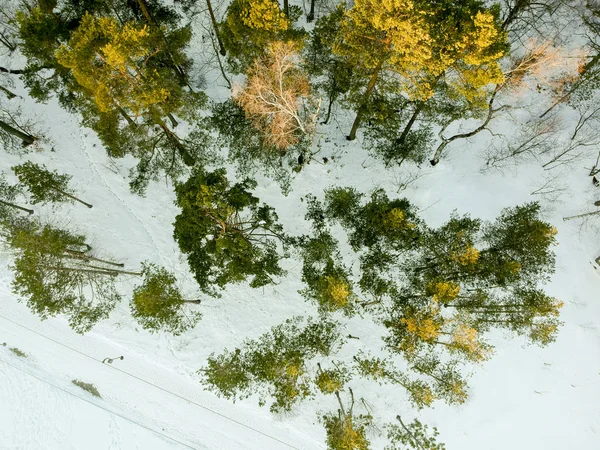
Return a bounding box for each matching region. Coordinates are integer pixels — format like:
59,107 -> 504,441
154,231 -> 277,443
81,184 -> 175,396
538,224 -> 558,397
55,13 -> 198,167
219,0 -> 305,72
0,172 -> 33,217
131,262 -> 202,335
326,0 -> 507,140
209,99 -> 294,193
12,162 -> 93,208
173,168 -> 286,296
3,218 -> 137,333
385,416 -> 446,450
201,316 -> 343,412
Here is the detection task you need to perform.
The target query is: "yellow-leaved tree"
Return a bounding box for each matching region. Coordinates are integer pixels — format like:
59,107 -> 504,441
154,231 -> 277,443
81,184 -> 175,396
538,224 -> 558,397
56,13 -> 196,166
332,0 -> 508,140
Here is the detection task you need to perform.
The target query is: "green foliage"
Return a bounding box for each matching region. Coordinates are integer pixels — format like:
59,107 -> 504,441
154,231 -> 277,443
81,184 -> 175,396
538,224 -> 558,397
322,391 -> 373,450
131,262 -> 201,335
297,230 -> 356,315
72,379 -> 101,398
173,167 -> 286,296
385,417 -> 445,450
209,100 -> 294,193
12,162 -> 72,205
315,363 -> 350,395
8,347 -> 28,358
219,0 -> 305,72
16,1 -> 206,193
301,186 -> 559,407
303,4 -> 355,123
0,172 -> 27,220
363,102 -> 432,166
201,316 -> 343,412
3,218 -> 121,333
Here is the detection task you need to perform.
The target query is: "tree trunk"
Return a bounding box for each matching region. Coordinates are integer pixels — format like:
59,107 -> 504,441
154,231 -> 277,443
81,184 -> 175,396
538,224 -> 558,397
0,119 -> 36,146
397,102 -> 424,146
206,0 -> 226,56
135,0 -> 188,84
0,85 -> 18,99
307,0 -> 316,22
46,266 -> 141,276
430,88 -> 500,166
157,119 -> 195,166
0,66 -> 26,75
63,250 -> 124,267
183,299 -> 202,304
283,0 -> 289,17
53,188 -> 93,208
347,61 -> 383,140
0,199 -> 34,215
563,210 -> 600,221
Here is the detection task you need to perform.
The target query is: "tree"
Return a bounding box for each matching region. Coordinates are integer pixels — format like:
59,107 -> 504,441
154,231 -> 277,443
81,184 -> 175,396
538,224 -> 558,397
131,262 -> 202,335
55,13 -> 199,167
201,316 -> 343,412
301,187 -> 560,408
304,5 -> 354,125
326,0 -> 507,140
173,167 -> 286,296
219,0 -> 305,72
234,40 -> 320,151
0,92 -> 40,150
322,389 -> 372,450
385,416 -> 446,450
0,172 -> 33,217
12,162 -> 93,208
2,218 -> 138,333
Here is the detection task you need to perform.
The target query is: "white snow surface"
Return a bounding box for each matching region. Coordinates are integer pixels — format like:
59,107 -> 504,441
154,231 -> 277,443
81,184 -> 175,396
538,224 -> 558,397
2,7 -> 600,450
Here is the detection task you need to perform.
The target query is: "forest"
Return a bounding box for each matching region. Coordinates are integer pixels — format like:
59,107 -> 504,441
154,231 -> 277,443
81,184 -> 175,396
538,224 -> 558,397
1,0 -> 599,448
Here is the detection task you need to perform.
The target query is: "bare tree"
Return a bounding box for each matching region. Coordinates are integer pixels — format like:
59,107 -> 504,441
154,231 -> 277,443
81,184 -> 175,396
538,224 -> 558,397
234,41 -> 321,151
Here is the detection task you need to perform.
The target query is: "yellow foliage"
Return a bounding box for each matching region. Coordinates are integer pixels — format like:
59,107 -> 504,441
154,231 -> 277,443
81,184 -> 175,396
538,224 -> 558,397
383,208 -> 416,230
285,363 -> 301,377
450,322 -> 493,362
237,0 -> 289,32
335,0 -> 507,102
506,260 -> 522,274
325,276 -> 351,308
56,14 -> 174,117
453,245 -> 480,266
411,384 -> 436,407
428,280 -> 460,303
401,310 -> 441,342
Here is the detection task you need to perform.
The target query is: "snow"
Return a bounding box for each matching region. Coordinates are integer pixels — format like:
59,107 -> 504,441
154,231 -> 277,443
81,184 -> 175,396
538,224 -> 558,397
2,3 -> 600,450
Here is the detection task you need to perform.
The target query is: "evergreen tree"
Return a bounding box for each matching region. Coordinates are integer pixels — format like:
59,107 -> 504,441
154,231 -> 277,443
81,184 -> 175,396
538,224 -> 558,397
304,4 -> 354,125
173,168 -> 286,296
2,218 -> 137,333
131,262 -> 202,335
219,0 -> 305,72
323,0 -> 507,141
0,172 -> 33,217
12,162 -> 93,208
209,99 -> 295,193
201,316 -> 343,412
55,13 -> 200,167
385,416 -> 445,450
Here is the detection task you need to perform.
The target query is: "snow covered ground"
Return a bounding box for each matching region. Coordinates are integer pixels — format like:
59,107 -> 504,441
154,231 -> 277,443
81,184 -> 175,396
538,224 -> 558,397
2,4 -> 600,450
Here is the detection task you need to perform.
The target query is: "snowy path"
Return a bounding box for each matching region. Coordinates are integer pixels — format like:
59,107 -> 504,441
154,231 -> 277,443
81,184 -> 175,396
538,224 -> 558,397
0,301 -> 321,450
